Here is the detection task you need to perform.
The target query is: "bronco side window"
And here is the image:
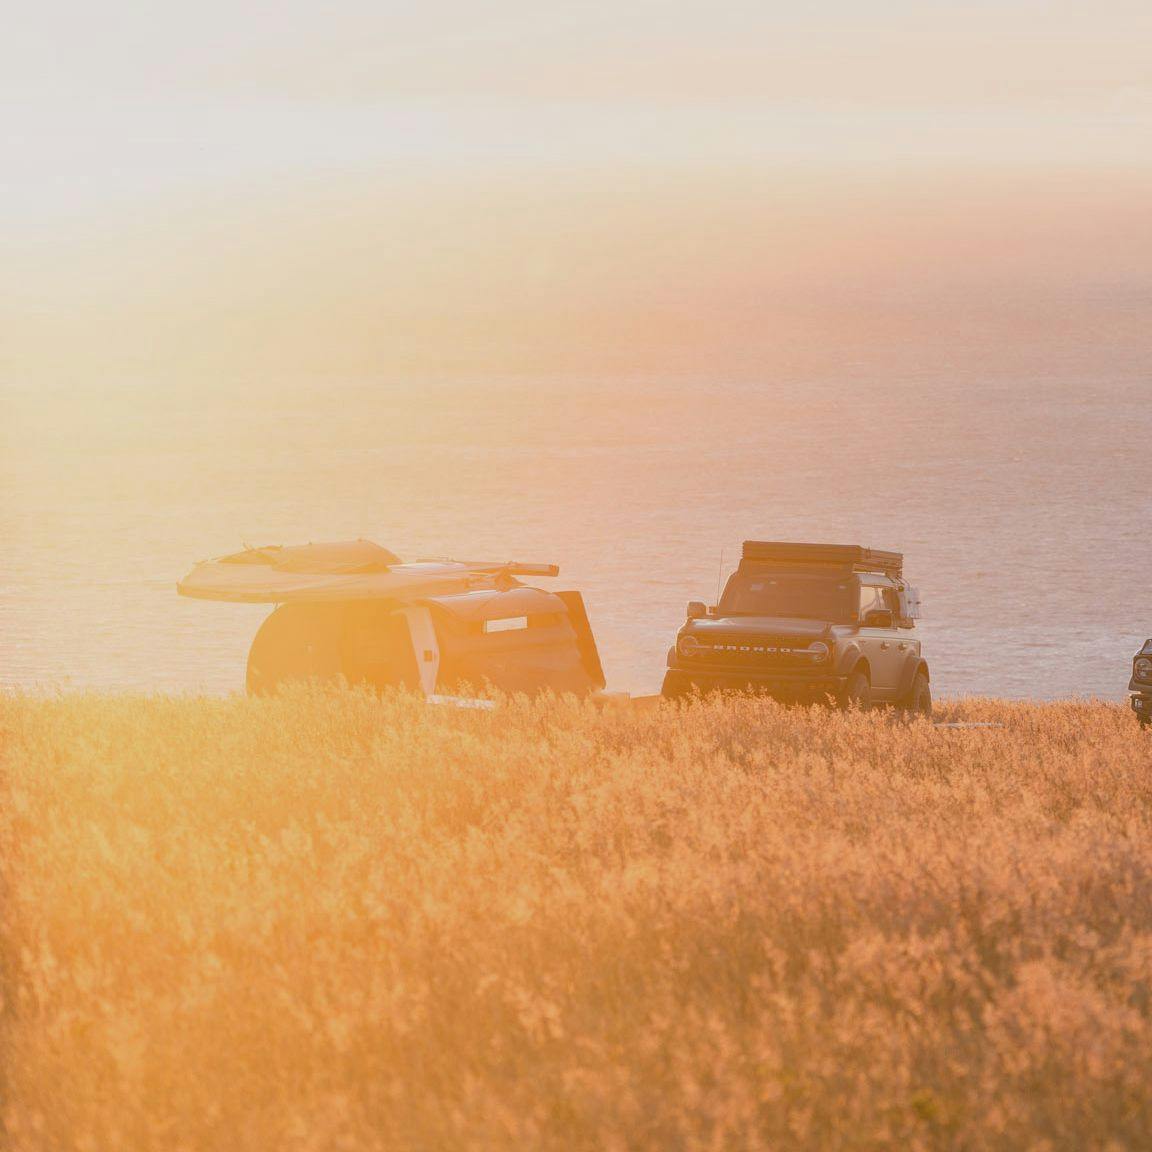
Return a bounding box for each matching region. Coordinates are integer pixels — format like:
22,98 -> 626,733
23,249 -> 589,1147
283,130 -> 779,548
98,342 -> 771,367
858,585 -> 883,619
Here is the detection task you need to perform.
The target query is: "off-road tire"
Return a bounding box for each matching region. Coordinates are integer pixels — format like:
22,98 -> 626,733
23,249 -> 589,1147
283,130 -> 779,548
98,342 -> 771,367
840,669 -> 872,712
1139,714 -> 1151,731
661,671 -> 691,700
901,672 -> 933,718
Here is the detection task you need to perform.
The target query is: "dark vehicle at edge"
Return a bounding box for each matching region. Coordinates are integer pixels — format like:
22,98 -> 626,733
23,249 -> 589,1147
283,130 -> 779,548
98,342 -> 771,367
1130,640 -> 1152,728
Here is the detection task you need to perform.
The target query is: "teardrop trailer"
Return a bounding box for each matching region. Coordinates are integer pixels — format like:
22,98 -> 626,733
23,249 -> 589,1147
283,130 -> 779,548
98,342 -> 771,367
177,540 -> 606,699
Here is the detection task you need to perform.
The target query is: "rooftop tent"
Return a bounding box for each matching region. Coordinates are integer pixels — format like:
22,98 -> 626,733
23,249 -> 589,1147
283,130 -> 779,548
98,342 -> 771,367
176,541 -> 561,605
740,541 -> 903,578
178,540 -> 414,603
221,540 -> 401,573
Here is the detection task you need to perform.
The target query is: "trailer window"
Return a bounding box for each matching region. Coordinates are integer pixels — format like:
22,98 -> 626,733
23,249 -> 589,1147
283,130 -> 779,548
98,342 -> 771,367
484,616 -> 529,633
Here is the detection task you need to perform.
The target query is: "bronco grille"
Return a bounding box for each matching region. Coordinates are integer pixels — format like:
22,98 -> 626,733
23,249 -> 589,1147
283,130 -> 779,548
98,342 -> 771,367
683,635 -> 820,667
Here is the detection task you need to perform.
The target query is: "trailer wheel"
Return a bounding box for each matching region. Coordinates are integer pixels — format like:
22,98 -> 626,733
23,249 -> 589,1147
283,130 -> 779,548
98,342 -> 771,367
246,604 -> 346,695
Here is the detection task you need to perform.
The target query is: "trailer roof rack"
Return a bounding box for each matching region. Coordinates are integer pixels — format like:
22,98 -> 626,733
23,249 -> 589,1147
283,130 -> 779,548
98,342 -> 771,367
740,541 -> 903,577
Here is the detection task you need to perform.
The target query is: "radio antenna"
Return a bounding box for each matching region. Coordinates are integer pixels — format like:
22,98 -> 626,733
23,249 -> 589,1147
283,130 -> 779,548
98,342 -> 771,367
715,546 -> 725,606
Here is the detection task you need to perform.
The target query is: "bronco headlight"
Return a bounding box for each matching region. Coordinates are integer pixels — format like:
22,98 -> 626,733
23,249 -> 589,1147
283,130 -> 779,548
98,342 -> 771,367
807,641 -> 830,662
1135,657 -> 1152,683
677,635 -> 702,659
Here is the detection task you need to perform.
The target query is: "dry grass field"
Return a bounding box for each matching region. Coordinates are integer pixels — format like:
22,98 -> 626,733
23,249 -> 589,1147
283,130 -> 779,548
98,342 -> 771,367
2,690 -> 1151,1151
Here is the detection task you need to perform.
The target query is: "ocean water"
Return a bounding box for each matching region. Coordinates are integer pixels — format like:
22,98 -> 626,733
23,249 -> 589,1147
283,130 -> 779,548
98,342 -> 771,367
2,366 -> 1149,700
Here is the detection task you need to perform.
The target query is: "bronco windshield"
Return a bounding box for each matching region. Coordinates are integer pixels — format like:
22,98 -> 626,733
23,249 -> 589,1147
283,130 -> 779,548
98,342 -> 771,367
719,573 -> 855,621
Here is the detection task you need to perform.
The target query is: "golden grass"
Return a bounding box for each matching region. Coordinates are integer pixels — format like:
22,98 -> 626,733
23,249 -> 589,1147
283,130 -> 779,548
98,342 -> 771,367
2,690 -> 1151,1150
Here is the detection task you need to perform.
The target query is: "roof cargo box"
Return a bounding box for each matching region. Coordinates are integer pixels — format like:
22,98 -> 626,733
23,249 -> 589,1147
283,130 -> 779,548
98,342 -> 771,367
740,541 -> 903,578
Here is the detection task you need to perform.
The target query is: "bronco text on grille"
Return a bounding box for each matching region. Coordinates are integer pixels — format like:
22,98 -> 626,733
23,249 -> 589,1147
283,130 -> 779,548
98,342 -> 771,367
682,636 -> 828,664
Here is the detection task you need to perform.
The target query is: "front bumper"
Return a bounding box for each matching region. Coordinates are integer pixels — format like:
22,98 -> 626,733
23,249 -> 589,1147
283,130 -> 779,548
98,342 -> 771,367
1131,693 -> 1152,718
664,666 -> 846,700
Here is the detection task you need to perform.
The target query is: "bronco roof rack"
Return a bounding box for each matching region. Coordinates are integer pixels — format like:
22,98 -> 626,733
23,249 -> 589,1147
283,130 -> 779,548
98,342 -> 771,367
740,541 -> 904,578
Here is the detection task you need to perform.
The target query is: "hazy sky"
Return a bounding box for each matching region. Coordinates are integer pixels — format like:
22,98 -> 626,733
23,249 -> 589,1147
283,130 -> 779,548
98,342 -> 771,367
5,0 -> 1151,215
3,1 -> 1150,381
7,0 -> 1152,104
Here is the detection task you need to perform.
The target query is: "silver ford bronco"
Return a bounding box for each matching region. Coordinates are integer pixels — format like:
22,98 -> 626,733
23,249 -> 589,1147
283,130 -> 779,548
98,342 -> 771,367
662,541 -> 931,713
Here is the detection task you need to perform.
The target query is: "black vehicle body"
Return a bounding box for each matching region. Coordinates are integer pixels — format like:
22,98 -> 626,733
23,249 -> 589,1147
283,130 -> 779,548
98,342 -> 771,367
662,541 -> 930,711
1130,639 -> 1152,728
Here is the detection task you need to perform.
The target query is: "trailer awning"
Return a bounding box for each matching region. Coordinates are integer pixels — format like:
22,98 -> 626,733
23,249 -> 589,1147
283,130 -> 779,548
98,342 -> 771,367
177,541 -> 559,605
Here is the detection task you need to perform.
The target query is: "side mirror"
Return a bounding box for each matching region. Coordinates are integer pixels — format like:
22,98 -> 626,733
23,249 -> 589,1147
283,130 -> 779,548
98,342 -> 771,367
863,609 -> 894,629
686,601 -> 708,620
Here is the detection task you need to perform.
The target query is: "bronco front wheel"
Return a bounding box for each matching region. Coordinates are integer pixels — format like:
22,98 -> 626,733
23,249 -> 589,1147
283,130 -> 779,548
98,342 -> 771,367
901,671 -> 933,718
840,669 -> 872,711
